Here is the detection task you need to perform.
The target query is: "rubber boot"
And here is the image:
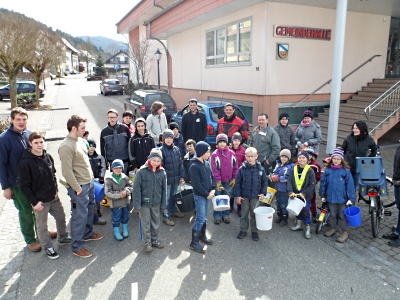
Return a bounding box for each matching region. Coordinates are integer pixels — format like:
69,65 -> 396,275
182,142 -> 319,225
189,230 -> 205,253
305,224 -> 311,239
275,211 -> 282,223
229,198 -> 234,213
237,204 -> 242,217
200,224 -> 213,245
113,227 -> 123,241
122,223 -> 129,238
291,219 -> 303,231
280,215 -> 288,227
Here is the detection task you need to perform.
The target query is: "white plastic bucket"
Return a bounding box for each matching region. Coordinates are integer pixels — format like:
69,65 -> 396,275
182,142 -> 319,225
286,197 -> 306,216
254,207 -> 275,231
212,195 -> 230,211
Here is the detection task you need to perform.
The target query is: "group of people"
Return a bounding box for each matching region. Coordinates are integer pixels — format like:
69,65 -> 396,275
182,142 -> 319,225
1,101 -> 399,260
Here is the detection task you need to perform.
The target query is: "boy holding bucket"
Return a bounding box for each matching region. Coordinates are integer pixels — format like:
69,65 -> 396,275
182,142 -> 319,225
319,147 -> 355,243
235,147 -> 267,241
287,151 -> 316,239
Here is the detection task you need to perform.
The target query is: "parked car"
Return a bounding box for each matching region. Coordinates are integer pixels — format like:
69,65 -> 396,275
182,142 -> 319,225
70,70 -> 77,74
0,81 -> 45,101
124,90 -> 177,120
49,73 -> 56,80
170,101 -> 249,145
100,79 -> 123,96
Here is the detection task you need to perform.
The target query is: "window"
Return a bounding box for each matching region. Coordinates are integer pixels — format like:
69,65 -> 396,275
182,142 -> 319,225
206,18 -> 252,66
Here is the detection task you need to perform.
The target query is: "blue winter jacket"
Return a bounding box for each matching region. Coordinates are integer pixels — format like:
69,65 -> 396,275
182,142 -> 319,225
319,166 -> 356,204
235,161 -> 267,199
272,161 -> 294,192
160,143 -> 185,185
0,125 -> 31,190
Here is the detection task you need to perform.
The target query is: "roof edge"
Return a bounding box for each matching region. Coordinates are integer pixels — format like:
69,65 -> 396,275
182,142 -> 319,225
116,0 -> 145,26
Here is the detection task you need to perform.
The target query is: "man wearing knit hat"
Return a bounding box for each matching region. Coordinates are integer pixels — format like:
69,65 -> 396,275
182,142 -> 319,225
274,112 -> 296,160
128,118 -> 155,172
181,99 -> 207,143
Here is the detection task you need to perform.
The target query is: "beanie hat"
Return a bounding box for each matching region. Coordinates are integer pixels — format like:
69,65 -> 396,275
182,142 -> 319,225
163,129 -> 174,139
297,151 -> 309,161
279,112 -> 289,120
87,138 -> 96,148
195,141 -> 210,157
280,149 -> 291,160
111,159 -> 124,170
216,133 -> 228,144
331,147 -> 344,160
135,117 -> 146,128
148,148 -> 163,160
232,133 -> 242,142
303,109 -> 313,119
189,98 -> 197,103
169,122 -> 179,130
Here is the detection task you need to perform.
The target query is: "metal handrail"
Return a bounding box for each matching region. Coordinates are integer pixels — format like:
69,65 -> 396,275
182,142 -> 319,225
293,54 -> 381,108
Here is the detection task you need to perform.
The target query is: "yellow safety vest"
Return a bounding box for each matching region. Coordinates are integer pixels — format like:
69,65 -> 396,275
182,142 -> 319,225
294,164 -> 310,192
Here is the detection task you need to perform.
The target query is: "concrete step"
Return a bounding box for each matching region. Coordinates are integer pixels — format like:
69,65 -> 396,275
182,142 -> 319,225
350,95 -> 377,102
318,119 -> 381,129
362,87 -> 389,93
367,82 -> 397,89
372,78 -> 400,84
357,91 -> 384,98
322,108 -> 388,119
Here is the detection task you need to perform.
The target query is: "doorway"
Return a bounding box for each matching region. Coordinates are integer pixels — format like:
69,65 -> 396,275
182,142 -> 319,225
386,18 -> 400,78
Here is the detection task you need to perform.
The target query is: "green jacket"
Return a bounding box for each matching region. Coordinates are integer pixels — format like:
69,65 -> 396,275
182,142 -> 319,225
249,124 -> 281,163
104,173 -> 132,208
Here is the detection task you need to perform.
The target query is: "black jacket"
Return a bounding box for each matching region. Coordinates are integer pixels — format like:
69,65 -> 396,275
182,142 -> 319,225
183,152 -> 196,182
287,165 -> 316,201
128,130 -> 155,170
100,122 -> 131,164
393,146 -> 400,182
341,134 -> 377,174
88,151 -> 106,179
160,143 -> 185,185
189,159 -> 216,197
181,110 -> 207,142
18,149 -> 58,206
173,133 -> 186,159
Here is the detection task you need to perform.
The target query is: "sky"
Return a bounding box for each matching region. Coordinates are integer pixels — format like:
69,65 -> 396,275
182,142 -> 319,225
1,0 -> 140,42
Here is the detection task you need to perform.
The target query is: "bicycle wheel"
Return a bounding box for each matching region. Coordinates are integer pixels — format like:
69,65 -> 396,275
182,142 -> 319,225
383,177 -> 396,208
315,221 -> 323,234
370,196 -> 381,238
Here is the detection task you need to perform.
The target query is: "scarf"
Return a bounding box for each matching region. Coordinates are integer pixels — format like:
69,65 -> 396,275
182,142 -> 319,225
301,120 -> 312,127
330,164 -> 343,170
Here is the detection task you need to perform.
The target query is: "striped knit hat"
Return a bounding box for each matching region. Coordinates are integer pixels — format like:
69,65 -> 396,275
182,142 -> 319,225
331,147 -> 344,160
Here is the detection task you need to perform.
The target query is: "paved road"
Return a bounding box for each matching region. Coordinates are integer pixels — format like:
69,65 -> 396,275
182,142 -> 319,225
0,74 -> 399,299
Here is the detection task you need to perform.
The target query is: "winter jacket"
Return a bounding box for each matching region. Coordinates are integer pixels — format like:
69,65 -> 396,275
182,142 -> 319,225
0,125 -> 31,190
211,146 -> 238,183
88,151 -> 106,180
341,134 -> 378,174
159,143 -> 185,185
319,166 -> 356,204
274,123 -> 297,158
183,152 -> 196,182
146,113 -> 168,143
230,145 -> 246,167
272,161 -> 294,192
18,150 -> 57,206
235,161 -> 267,199
309,160 -> 322,182
393,146 -> 400,183
100,122 -> 131,164
132,161 -> 167,209
249,124 -> 281,164
295,121 -> 322,153
173,133 -> 186,159
104,173 -> 133,208
189,159 -> 216,198
217,115 -> 248,143
287,164 -> 316,201
128,130 -> 155,170
181,110 -> 207,142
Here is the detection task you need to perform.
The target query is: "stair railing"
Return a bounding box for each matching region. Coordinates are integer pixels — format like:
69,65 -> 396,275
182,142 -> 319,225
293,55 -> 381,108
364,80 -> 400,134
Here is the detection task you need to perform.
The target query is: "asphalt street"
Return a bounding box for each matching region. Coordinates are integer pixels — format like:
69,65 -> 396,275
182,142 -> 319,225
1,74 -> 399,299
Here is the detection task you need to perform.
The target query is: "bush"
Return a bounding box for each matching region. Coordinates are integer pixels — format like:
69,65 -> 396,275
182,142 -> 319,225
0,116 -> 10,134
16,93 -> 51,110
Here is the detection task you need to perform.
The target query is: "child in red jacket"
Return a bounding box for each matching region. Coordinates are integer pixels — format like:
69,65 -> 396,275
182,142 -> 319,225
304,147 -> 321,222
229,132 -> 246,216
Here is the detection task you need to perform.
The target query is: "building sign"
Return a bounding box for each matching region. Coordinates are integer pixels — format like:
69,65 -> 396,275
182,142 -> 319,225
274,25 -> 331,41
276,43 -> 289,60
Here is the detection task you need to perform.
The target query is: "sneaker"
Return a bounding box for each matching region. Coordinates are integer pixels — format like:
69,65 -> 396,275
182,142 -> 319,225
151,239 -> 164,249
252,232 -> 259,241
93,219 -> 107,225
214,218 -> 221,225
27,242 -> 41,252
163,218 -> 175,226
324,228 -> 336,237
171,212 -> 185,218
58,235 -> 72,245
48,231 -> 57,239
382,232 -> 400,240
84,233 -> 104,241
237,231 -> 247,239
222,217 -> 231,224
73,247 -> 92,258
336,231 -> 348,243
45,247 -> 59,259
144,242 -> 153,253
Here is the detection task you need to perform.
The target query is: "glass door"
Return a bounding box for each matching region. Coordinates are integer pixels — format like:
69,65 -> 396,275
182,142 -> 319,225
386,18 -> 400,78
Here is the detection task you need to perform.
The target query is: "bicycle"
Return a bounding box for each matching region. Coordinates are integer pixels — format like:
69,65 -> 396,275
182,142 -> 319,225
315,201 -> 330,234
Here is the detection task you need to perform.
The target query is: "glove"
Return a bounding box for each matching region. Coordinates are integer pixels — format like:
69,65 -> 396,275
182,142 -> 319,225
216,182 -> 224,191
297,141 -> 303,148
298,193 -> 305,200
99,178 -> 104,184
229,179 -> 236,189
321,197 -> 326,203
271,175 -> 279,182
346,200 -> 352,206
304,142 -> 308,146
289,193 -> 296,199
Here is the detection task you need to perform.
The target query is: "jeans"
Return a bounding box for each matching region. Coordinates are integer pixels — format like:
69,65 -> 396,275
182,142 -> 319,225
213,182 -> 230,219
11,187 -> 36,244
163,183 -> 179,218
275,191 -> 289,215
193,194 -> 211,231
394,185 -> 400,235
111,206 -> 130,227
67,180 -> 95,252
240,197 -> 258,232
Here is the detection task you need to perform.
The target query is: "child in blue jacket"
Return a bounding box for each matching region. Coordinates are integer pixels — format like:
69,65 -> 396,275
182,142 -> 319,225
319,147 -> 355,243
271,149 -> 294,227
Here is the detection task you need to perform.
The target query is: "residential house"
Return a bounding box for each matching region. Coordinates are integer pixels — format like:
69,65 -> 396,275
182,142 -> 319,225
61,38 -> 79,74
105,51 -> 129,74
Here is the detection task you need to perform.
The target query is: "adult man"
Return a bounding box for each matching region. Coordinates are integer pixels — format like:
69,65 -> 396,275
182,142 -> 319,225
273,112 -> 296,160
58,115 -> 103,258
181,99 -> 207,143
217,103 -> 248,143
249,113 -> 280,183
0,107 -> 52,252
100,109 -> 131,174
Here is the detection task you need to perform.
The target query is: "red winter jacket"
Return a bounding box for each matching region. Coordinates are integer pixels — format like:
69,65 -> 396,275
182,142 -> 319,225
217,116 -> 248,143
230,145 -> 246,167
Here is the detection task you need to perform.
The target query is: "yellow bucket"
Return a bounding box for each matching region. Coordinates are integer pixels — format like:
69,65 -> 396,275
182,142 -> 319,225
260,187 -> 277,205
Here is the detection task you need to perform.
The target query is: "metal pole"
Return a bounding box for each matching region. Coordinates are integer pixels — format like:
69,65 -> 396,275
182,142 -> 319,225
326,0 -> 348,154
157,60 -> 160,91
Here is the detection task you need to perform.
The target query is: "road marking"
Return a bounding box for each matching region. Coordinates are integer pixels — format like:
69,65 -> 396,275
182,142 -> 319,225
132,282 -> 138,300
107,97 -> 124,109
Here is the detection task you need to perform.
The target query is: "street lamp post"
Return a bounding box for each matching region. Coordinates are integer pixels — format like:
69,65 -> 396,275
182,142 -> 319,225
155,48 -> 162,91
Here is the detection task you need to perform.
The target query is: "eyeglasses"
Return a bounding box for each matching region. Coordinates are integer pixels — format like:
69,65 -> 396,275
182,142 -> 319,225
108,116 -> 117,119
246,155 -> 256,158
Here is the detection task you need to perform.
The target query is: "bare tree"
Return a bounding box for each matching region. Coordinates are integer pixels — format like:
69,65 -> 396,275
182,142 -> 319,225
78,37 -> 95,75
0,11 -> 40,108
128,36 -> 151,85
105,42 -> 121,57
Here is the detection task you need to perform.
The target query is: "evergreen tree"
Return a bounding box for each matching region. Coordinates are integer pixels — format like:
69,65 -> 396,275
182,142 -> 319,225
95,55 -> 107,76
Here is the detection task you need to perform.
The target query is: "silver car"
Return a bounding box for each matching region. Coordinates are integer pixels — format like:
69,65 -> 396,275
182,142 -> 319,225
100,79 -> 123,96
